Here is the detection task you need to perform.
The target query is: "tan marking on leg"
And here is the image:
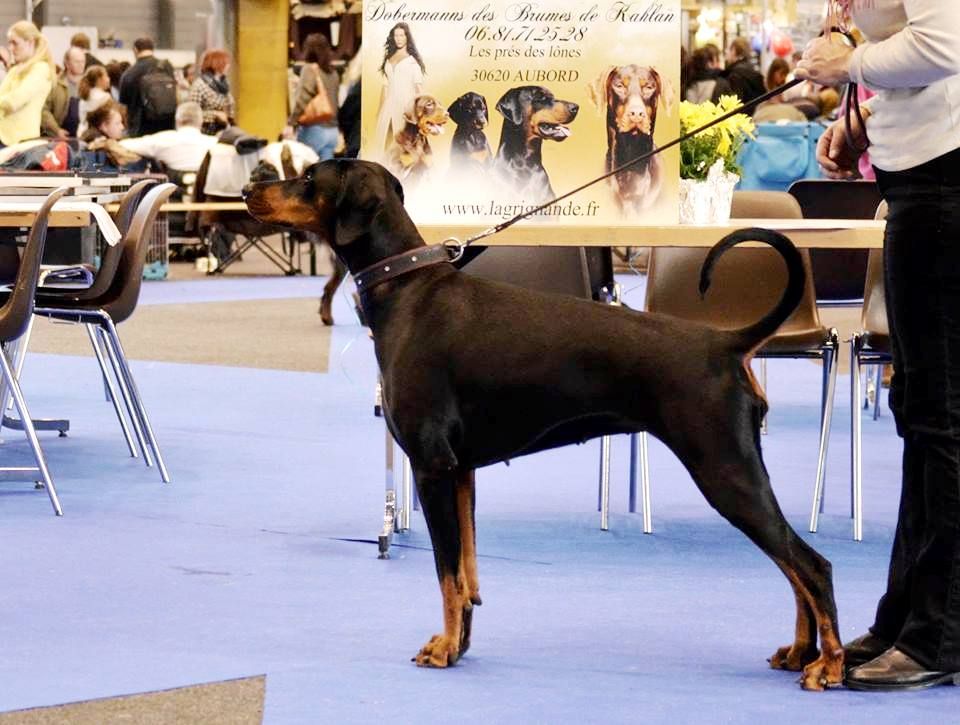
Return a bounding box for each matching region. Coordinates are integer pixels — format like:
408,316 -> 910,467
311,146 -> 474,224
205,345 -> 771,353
414,574 -> 465,668
778,565 -> 844,690
456,471 -> 480,656
769,568 -> 819,671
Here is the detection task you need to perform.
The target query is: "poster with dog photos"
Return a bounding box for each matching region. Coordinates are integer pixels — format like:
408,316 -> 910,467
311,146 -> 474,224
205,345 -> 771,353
361,1 -> 681,227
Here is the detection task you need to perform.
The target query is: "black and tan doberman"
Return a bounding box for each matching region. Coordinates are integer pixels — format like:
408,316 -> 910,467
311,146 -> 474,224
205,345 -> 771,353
243,159 -> 844,690
448,91 -> 493,169
492,85 -> 579,202
589,65 -> 674,213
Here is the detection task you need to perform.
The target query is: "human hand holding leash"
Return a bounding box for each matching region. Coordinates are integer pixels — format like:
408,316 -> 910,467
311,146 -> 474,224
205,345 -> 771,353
795,34 -> 853,86
817,107 -> 870,179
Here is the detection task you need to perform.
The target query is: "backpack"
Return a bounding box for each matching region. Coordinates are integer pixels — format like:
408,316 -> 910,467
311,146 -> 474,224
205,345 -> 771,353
139,62 -> 177,123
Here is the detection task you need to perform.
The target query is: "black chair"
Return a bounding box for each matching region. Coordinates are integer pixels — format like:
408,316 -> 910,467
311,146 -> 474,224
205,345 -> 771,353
788,179 -> 882,304
4,180 -> 158,453
0,188 -> 68,515
32,183 -> 178,482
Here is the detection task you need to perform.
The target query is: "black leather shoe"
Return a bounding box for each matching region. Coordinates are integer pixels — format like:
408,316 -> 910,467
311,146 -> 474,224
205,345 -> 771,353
843,632 -> 892,669
846,647 -> 960,691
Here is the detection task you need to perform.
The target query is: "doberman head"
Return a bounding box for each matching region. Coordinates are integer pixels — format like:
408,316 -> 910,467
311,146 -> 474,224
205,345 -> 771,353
448,91 -> 492,165
243,159 -> 418,274
493,85 -> 579,199
588,65 -> 674,211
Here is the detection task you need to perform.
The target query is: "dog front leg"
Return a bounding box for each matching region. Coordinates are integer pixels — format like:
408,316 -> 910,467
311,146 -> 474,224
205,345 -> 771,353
414,470 -> 471,668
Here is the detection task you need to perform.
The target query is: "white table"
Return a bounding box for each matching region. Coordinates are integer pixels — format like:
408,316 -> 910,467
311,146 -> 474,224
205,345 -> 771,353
0,200 -> 121,245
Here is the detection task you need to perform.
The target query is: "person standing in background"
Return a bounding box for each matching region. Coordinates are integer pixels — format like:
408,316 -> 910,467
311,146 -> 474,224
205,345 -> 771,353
189,49 -> 235,135
284,33 -> 340,161
41,45 -> 85,139
0,21 -> 54,148
724,37 -> 766,114
77,64 -> 113,137
119,37 -> 177,137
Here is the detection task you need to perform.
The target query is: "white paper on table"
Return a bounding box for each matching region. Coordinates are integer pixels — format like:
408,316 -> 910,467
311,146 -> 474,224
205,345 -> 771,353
0,200 -> 122,246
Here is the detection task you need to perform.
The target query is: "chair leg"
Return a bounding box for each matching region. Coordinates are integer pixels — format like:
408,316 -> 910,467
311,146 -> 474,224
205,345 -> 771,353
809,331 -> 840,533
598,435 -> 611,530
850,335 -> 864,542
0,346 -> 61,515
99,325 -> 153,468
85,323 -> 139,458
100,318 -> 170,483
872,364 -> 883,420
629,432 -> 653,534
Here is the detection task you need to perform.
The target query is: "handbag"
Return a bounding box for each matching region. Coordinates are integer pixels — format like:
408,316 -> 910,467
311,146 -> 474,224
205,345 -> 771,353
297,66 -> 334,125
737,122 -> 826,192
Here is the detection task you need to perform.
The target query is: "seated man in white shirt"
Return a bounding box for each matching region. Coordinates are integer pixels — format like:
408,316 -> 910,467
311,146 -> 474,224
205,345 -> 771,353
119,101 -> 218,172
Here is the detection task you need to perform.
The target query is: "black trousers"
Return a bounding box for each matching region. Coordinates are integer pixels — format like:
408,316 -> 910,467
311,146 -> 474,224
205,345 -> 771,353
872,146 -> 960,670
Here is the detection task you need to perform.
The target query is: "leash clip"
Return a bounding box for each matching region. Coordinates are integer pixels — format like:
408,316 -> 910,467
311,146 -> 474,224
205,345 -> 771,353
441,237 -> 465,262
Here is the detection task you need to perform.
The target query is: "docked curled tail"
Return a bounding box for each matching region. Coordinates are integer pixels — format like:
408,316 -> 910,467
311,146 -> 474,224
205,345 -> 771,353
698,227 -> 806,352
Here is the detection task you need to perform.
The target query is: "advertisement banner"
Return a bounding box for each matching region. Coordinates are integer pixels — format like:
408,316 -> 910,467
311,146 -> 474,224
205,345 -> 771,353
361,1 -> 681,227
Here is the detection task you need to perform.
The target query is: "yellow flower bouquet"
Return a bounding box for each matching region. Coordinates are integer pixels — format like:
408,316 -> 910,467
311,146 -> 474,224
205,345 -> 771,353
679,96 -> 755,180
678,96 -> 755,223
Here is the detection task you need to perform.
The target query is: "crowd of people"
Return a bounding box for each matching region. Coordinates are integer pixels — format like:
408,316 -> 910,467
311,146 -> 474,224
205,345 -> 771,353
0,22 -> 356,180
681,36 -> 843,123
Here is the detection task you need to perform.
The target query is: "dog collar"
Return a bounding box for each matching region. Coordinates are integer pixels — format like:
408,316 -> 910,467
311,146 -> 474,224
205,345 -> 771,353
353,244 -> 453,295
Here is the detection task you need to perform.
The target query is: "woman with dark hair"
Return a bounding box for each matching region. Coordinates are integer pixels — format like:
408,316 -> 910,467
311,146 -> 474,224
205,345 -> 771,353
684,44 -> 732,104
77,65 -> 112,137
373,22 -> 425,154
284,33 -> 340,160
189,48 -> 235,135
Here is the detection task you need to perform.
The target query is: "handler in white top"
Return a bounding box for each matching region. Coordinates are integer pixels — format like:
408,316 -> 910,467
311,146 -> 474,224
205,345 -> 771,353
798,0 -> 960,692
119,102 -> 218,172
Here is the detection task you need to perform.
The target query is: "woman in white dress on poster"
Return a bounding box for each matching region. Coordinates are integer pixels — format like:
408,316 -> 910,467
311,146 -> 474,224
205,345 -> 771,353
373,22 -> 426,156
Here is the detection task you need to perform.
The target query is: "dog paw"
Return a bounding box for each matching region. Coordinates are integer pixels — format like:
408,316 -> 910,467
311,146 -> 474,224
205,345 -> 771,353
799,652 -> 844,691
318,301 -> 334,326
769,643 -> 819,672
413,634 -> 459,668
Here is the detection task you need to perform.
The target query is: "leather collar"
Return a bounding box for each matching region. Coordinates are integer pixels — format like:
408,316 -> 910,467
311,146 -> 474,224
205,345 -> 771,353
353,244 -> 452,295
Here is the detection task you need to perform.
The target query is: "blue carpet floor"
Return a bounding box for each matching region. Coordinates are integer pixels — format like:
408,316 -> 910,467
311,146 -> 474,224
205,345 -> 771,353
0,274 -> 949,724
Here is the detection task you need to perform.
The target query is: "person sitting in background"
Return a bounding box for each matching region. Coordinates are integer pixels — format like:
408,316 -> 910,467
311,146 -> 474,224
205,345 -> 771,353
753,58 -> 807,122
70,32 -> 103,70
41,45 -> 85,139
684,44 -> 733,104
189,49 -> 235,135
119,101 -> 217,172
77,65 -> 112,137
0,21 -> 54,148
80,99 -> 142,170
723,37 -> 766,115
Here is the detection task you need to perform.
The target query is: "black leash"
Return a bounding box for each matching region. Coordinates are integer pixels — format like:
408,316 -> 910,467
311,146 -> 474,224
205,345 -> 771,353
442,77 -> 805,259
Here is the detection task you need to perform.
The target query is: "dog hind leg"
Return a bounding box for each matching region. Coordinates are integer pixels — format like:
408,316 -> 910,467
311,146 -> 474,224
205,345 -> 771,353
456,469 -> 482,656
413,470 -> 473,667
319,249 -> 345,326
661,404 -> 843,690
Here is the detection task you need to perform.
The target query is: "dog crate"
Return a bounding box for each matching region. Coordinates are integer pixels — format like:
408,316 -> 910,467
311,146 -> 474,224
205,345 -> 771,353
93,212 -> 169,280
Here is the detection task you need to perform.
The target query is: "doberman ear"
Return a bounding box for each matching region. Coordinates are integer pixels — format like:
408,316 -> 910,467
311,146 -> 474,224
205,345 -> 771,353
333,165 -> 371,247
586,67 -> 615,112
652,68 -> 675,116
447,95 -> 465,122
495,89 -> 523,126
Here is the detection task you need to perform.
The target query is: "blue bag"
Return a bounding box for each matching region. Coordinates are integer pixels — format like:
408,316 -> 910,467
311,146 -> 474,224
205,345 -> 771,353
737,122 -> 827,192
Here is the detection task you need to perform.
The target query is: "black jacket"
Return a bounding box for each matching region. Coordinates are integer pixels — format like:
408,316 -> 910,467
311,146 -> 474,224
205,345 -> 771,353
724,59 -> 766,115
118,55 -> 175,136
